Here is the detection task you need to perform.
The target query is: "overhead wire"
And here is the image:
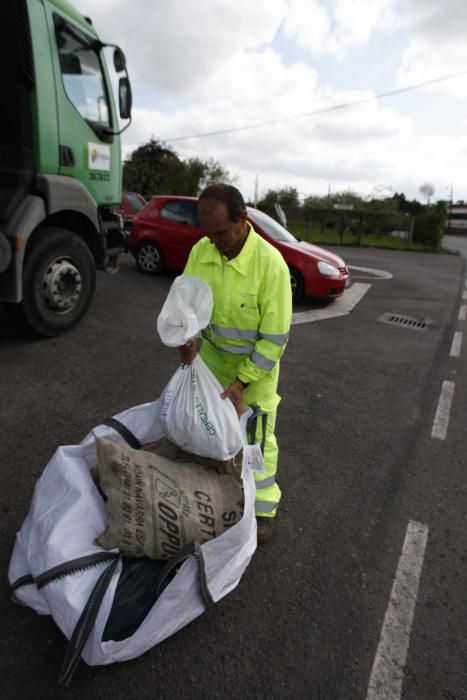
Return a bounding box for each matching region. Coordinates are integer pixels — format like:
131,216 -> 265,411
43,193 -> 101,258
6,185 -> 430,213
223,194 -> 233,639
163,68 -> 467,143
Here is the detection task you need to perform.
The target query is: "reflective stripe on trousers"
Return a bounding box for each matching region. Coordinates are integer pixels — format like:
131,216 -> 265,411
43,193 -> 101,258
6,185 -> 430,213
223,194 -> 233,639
197,341 -> 282,517
253,408 -> 281,518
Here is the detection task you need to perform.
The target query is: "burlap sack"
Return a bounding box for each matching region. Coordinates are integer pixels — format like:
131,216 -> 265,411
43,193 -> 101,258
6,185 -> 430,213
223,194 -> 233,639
144,438 -> 243,481
95,436 -> 244,560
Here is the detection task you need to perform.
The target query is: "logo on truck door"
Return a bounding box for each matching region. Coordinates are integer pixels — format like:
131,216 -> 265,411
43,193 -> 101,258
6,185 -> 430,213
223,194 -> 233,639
88,142 -> 111,171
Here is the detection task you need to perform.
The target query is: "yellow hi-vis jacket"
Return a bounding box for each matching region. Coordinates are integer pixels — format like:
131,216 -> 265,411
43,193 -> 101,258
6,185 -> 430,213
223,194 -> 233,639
183,223 -> 292,413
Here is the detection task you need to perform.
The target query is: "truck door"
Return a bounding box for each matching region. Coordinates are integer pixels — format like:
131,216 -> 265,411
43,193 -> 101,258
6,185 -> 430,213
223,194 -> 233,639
44,6 -> 121,208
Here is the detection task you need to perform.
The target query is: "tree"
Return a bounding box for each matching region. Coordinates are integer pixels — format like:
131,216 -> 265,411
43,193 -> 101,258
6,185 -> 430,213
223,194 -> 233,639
419,182 -> 435,205
332,189 -> 365,207
393,192 -> 424,216
123,139 -> 179,199
122,138 -> 233,198
303,194 -> 331,209
257,187 -> 300,209
413,201 -> 446,247
196,158 -> 235,192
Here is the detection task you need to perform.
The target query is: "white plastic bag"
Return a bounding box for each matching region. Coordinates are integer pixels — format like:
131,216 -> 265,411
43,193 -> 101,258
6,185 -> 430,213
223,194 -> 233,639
158,355 -> 243,461
8,401 -> 257,673
157,275 -> 213,348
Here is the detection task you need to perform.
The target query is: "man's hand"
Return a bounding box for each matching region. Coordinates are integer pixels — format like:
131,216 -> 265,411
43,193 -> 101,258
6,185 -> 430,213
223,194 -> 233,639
179,338 -> 200,365
221,379 -> 245,417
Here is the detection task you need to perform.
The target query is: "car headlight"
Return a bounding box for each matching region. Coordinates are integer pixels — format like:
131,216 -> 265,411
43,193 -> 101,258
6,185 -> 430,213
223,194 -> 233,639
317,261 -> 340,277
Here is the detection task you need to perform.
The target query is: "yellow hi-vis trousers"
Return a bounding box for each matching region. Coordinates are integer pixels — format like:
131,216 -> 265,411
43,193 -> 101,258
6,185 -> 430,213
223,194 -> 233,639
200,341 -> 281,518
249,407 -> 280,518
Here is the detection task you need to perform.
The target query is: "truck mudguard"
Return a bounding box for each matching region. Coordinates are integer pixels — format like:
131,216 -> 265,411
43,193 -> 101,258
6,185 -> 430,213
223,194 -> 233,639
0,176 -> 102,303
37,174 -> 100,231
0,195 -> 46,302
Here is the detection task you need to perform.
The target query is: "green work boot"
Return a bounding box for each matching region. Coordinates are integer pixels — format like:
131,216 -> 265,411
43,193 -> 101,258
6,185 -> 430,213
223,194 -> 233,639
256,516 -> 275,545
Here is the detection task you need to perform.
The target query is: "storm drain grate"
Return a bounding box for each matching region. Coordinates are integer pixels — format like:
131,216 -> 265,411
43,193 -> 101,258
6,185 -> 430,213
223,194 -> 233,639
379,312 -> 428,331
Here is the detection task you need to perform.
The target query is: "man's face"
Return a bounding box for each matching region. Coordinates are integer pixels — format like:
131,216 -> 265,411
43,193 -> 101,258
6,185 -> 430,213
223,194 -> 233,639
198,199 -> 246,257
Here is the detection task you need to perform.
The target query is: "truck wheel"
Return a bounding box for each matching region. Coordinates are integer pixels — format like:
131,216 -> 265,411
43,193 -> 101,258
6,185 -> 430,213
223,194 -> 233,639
290,267 -> 304,302
135,241 -> 164,274
16,227 -> 96,337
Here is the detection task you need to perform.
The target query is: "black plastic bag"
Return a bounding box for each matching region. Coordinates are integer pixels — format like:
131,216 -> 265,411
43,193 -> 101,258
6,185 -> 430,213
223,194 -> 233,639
102,544 -> 195,642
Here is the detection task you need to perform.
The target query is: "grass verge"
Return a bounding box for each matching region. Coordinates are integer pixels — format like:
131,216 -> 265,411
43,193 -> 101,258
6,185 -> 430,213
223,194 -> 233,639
288,223 -> 439,252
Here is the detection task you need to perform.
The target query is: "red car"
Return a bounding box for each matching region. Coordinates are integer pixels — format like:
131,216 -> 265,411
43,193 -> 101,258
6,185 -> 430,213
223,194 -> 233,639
128,195 -> 349,301
115,191 -> 147,231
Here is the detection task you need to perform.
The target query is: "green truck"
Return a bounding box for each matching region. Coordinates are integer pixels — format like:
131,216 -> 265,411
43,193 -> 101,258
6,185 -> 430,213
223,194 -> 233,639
0,0 -> 132,336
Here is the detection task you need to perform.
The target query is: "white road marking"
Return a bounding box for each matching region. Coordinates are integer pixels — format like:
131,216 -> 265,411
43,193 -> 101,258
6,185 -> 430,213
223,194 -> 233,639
459,305 -> 467,321
348,265 -> 393,280
431,380 -> 455,440
292,283 -> 371,326
366,520 -> 428,700
450,331 -> 463,358
463,291 -> 467,300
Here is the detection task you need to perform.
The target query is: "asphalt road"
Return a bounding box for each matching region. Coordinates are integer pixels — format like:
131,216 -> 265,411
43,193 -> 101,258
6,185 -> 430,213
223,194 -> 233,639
1,246 -> 466,700
443,234 -> 467,259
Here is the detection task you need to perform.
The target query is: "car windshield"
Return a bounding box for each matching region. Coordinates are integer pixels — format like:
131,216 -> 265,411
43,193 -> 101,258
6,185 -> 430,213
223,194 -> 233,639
247,207 -> 297,243
126,193 -> 146,211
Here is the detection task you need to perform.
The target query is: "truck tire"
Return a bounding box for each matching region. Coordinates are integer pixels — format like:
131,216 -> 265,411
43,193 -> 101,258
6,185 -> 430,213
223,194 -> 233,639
12,227 -> 96,337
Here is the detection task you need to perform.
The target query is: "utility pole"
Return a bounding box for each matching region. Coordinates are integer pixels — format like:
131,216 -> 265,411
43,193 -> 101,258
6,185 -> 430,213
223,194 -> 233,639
445,183 -> 453,234
408,216 -> 415,245
449,182 -> 453,232
254,175 -> 259,207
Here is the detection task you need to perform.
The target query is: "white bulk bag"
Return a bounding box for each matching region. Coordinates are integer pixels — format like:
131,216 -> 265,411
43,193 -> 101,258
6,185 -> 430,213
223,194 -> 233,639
8,401 -> 257,681
159,355 -> 243,461
157,275 -> 213,348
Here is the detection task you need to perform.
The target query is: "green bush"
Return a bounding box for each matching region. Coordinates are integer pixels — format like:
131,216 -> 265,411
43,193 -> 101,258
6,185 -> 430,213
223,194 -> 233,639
413,202 -> 447,248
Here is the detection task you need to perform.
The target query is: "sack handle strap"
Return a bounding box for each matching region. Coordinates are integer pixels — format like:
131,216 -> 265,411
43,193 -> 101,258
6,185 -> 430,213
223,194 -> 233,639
155,543 -> 196,598
102,418 -> 141,450
59,556 -> 120,686
195,542 -> 215,609
9,552 -> 119,598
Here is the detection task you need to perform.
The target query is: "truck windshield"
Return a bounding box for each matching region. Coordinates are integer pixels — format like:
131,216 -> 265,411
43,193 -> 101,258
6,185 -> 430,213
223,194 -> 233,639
55,18 -> 110,129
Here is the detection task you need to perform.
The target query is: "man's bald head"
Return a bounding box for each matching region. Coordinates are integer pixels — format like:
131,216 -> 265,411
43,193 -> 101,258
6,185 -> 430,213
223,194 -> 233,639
198,184 -> 246,223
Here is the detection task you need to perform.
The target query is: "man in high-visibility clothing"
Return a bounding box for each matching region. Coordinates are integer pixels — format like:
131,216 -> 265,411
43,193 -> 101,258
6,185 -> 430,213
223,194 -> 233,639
179,184 -> 292,543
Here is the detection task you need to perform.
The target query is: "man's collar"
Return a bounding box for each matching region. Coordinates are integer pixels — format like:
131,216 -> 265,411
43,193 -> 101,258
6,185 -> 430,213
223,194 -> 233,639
199,222 -> 257,276
227,222 -> 256,275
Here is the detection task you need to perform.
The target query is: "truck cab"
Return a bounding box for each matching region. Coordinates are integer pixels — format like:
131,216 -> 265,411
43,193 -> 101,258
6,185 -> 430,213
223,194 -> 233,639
0,0 -> 132,335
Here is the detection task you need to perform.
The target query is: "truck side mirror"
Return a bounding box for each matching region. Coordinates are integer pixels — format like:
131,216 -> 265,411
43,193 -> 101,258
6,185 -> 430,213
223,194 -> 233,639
118,77 -> 132,120
113,48 -> 126,73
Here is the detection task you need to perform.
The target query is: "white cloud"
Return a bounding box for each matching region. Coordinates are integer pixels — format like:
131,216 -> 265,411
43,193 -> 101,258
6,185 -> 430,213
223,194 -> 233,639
330,0 -> 394,52
70,0 -> 467,200
122,51 -> 414,201
283,0 -> 394,55
282,0 -> 331,54
74,0 -> 288,94
396,0 -> 467,99
121,38 -> 449,201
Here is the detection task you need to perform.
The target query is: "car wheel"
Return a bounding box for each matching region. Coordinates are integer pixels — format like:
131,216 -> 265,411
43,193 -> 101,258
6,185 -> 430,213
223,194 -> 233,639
135,241 -> 164,274
6,227 -> 95,337
289,267 -> 304,302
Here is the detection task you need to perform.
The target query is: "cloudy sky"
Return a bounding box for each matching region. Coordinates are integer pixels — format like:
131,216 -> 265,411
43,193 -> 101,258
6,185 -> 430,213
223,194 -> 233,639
75,0 -> 467,203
